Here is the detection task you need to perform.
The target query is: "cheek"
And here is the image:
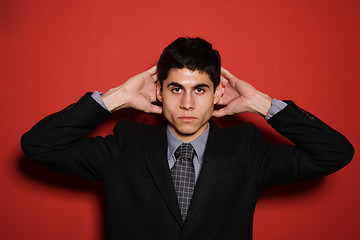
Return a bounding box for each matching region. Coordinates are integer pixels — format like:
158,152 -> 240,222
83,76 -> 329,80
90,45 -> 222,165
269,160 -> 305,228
198,96 -> 215,110
163,97 -> 176,109
162,99 -> 178,118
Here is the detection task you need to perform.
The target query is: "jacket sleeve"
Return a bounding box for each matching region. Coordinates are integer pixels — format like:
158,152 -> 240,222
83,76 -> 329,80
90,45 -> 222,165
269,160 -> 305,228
21,93 -> 116,182
251,101 -> 354,187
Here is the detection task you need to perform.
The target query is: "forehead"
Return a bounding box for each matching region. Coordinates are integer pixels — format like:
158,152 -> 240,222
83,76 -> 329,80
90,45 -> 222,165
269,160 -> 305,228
165,68 -> 213,88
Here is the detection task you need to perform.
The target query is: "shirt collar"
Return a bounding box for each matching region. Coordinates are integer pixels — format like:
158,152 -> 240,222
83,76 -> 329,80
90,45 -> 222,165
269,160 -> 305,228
166,123 -> 210,165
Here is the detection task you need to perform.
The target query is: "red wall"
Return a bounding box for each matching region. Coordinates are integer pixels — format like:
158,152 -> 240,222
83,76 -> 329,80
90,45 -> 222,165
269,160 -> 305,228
1,0 -> 359,239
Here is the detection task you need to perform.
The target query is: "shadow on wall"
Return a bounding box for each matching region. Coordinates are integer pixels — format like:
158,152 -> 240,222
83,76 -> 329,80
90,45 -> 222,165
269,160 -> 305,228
17,154 -> 108,239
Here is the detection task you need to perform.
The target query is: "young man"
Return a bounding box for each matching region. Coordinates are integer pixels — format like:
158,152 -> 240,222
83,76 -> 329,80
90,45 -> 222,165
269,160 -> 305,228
21,37 -> 354,240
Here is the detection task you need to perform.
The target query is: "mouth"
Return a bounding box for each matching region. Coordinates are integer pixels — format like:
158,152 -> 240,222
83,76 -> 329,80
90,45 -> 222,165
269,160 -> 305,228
178,116 -> 197,123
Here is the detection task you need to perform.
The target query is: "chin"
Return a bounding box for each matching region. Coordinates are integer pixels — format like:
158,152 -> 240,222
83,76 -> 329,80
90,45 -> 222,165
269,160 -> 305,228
177,128 -> 197,136
171,124 -> 196,135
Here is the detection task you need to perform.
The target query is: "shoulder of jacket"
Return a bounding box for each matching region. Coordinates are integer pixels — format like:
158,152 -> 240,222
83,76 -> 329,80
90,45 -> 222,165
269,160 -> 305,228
218,122 -> 260,140
113,119 -> 162,135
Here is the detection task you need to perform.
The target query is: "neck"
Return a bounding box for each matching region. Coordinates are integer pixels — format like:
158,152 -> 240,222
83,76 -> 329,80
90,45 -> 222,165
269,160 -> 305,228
169,123 -> 208,143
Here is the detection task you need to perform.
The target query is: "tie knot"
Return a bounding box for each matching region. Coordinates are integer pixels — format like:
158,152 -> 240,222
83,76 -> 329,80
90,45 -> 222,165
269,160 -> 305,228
174,143 -> 195,160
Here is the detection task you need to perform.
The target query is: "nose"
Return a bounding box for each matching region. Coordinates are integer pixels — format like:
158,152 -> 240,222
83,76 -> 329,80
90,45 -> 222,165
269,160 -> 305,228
180,92 -> 195,110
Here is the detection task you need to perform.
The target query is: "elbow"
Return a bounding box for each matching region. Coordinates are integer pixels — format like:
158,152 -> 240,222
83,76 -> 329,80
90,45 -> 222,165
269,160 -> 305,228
21,131 -> 58,166
336,140 -> 355,169
21,132 -> 33,158
21,131 -> 41,160
343,142 -> 354,166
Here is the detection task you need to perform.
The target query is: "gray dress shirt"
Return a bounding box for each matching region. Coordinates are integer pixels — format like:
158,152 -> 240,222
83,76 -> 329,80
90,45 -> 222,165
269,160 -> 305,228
166,123 -> 209,183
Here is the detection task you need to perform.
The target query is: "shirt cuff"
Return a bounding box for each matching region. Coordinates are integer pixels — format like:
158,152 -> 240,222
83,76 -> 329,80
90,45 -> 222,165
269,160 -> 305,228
265,98 -> 287,121
91,91 -> 111,113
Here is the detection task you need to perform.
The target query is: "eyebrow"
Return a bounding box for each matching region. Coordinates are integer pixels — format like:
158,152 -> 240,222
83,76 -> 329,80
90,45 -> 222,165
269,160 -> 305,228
167,82 -> 210,89
193,83 -> 210,89
167,82 -> 183,89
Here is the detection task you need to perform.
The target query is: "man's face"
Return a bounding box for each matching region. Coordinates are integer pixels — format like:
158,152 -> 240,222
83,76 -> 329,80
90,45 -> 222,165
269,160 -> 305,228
157,68 -> 221,142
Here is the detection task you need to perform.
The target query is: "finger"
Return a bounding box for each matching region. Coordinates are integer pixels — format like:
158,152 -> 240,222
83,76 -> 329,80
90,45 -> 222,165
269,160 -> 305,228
220,76 -> 228,85
221,67 -> 233,78
216,97 -> 227,106
221,67 -> 238,85
146,65 -> 157,75
221,68 -> 229,81
152,74 -> 158,82
221,67 -> 235,76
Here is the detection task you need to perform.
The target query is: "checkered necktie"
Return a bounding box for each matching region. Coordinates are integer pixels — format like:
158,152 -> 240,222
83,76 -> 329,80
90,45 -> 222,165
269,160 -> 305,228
171,143 -> 196,221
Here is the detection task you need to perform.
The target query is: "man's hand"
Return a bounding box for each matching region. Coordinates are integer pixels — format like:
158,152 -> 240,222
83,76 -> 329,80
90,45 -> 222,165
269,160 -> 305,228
213,68 -> 272,117
101,66 -> 162,114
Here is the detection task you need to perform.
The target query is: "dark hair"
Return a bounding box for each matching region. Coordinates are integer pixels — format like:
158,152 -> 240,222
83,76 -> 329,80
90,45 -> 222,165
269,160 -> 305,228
157,37 -> 221,89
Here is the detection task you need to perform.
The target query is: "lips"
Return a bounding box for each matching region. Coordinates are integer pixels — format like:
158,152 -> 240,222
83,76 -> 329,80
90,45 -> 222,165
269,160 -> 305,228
178,116 -> 197,123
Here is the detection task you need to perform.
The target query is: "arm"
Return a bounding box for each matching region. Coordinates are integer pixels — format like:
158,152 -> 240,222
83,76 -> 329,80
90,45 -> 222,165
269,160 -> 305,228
21,66 -> 161,181
213,68 -> 354,186
253,101 -> 354,186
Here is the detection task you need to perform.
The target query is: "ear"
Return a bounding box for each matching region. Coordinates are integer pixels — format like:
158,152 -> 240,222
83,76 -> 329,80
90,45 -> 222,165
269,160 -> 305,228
156,81 -> 163,103
213,84 -> 223,104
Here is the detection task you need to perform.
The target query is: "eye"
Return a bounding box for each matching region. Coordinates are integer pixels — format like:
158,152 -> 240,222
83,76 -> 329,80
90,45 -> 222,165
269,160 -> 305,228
195,87 -> 205,94
171,87 -> 182,93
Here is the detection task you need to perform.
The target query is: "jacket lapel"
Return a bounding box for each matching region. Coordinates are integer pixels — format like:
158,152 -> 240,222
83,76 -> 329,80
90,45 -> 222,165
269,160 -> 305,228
141,123 -> 184,227
184,120 -> 232,225
142,120 -> 232,227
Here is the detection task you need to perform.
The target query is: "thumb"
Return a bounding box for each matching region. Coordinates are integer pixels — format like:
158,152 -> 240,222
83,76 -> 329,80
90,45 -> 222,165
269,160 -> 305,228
212,107 -> 230,118
146,104 -> 162,114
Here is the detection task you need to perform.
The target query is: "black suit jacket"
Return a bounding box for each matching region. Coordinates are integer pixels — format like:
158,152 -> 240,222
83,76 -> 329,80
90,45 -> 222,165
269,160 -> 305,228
21,93 -> 354,240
